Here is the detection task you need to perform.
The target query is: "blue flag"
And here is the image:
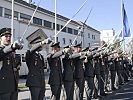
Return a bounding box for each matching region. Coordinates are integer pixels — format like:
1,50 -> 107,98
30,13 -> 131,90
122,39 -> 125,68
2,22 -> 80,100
119,2 -> 131,37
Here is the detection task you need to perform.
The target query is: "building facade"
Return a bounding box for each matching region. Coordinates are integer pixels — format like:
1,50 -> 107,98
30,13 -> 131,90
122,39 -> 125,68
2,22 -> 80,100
100,29 -> 115,44
0,0 -> 100,75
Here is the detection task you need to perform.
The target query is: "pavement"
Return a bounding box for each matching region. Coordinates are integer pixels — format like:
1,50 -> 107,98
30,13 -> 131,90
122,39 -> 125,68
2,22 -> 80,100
18,74 -> 133,100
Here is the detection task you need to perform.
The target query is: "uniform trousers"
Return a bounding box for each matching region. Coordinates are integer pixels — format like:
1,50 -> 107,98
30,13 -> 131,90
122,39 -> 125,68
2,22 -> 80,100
110,71 -> 116,90
93,74 -> 100,98
85,77 -> 94,100
64,81 -> 74,100
50,85 -> 61,100
116,70 -> 124,85
100,71 -> 105,95
29,87 -> 45,100
75,78 -> 84,100
0,93 -> 11,100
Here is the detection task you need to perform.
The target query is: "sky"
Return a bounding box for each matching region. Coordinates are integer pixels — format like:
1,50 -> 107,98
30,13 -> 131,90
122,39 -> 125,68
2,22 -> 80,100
32,0 -> 133,37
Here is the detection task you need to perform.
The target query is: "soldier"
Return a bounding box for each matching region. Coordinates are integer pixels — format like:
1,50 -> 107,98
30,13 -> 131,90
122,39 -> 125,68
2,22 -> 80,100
92,48 -> 101,99
115,52 -> 124,88
83,47 -> 95,100
47,42 -> 63,100
0,28 -> 22,100
73,43 -> 85,100
62,45 -> 76,100
25,36 -> 51,100
99,52 -> 108,96
108,54 -> 117,91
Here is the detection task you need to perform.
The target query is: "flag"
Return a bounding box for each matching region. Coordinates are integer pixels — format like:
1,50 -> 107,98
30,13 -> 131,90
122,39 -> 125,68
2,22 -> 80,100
119,1 -> 131,37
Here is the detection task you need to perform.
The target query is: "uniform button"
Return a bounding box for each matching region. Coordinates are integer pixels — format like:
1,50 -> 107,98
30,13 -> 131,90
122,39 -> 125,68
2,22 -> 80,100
2,77 -> 4,79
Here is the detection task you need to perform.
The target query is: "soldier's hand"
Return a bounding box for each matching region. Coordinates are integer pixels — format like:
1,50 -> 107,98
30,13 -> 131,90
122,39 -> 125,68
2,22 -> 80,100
63,48 -> 70,53
13,68 -> 17,71
12,40 -> 23,50
41,38 -> 52,45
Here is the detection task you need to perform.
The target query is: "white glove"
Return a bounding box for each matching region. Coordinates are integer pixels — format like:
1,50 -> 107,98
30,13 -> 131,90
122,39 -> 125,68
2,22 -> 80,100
63,48 -> 70,53
12,40 -> 23,50
41,38 -> 52,45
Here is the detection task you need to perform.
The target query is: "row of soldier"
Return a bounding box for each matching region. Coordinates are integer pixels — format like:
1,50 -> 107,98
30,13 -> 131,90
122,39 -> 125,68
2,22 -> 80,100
47,41 -> 132,100
0,27 -> 132,100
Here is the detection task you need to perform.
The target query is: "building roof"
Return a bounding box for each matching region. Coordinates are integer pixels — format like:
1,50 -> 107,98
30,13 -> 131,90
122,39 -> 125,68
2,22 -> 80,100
14,0 -> 80,25
14,0 -> 100,32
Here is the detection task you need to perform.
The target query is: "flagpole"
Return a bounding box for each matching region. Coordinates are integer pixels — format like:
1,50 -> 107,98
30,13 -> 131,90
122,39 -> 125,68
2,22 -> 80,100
121,0 -> 125,51
11,0 -> 14,44
54,0 -> 57,43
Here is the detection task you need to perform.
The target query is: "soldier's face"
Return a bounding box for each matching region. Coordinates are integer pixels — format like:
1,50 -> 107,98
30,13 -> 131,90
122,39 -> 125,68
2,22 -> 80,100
52,46 -> 60,53
74,47 -> 81,52
0,34 -> 11,46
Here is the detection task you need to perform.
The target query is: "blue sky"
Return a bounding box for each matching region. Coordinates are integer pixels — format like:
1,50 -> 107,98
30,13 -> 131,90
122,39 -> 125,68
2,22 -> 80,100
32,0 -> 132,37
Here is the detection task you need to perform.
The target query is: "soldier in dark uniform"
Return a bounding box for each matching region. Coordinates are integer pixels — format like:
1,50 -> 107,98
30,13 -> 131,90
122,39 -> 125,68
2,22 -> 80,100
25,38 -> 51,100
73,43 -> 85,100
47,42 -> 63,100
62,45 -> 76,100
92,49 -> 101,99
99,52 -> 108,96
115,52 -> 124,88
83,47 -> 95,100
0,28 -> 22,100
110,54 -> 117,90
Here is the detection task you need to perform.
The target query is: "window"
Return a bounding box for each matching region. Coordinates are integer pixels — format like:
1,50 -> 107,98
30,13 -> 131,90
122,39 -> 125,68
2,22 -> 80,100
44,20 -> 52,28
33,17 -> 42,25
20,13 -> 31,20
68,27 -> 73,34
88,33 -> 90,38
56,37 -> 58,42
14,11 -> 18,19
4,8 -> 19,19
53,23 -> 60,31
63,38 -> 66,44
92,35 -> 95,40
93,35 -> 95,40
75,40 -> 77,45
74,29 -> 78,35
57,24 -> 60,31
61,25 -> 66,32
88,43 -> 90,47
92,35 -> 93,39
69,39 -> 72,45
4,8 -> 11,18
0,7 -> 2,16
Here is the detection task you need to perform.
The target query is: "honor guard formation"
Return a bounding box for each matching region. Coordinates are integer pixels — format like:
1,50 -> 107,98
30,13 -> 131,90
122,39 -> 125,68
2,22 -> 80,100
0,27 -> 133,100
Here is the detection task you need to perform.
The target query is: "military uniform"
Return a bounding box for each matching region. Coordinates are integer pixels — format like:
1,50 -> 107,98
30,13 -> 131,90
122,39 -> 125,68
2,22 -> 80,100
84,50 -> 94,100
62,53 -> 75,100
25,32 -> 51,100
61,45 -> 75,100
26,50 -> 46,100
73,43 -> 85,100
108,57 -> 117,90
0,28 -> 21,100
0,45 -> 16,100
47,42 -> 63,100
99,55 -> 106,96
115,55 -> 124,87
93,52 -> 101,98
